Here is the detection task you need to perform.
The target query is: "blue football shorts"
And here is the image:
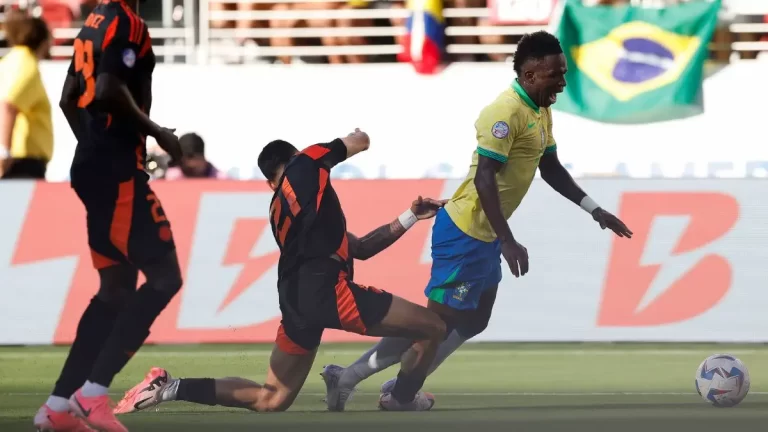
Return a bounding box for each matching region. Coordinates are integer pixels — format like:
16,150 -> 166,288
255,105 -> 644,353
424,208 -> 502,310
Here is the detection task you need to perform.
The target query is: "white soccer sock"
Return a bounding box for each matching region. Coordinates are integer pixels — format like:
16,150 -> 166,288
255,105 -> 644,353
45,395 -> 70,412
160,378 -> 180,402
426,329 -> 468,375
338,337 -> 412,388
80,381 -> 109,397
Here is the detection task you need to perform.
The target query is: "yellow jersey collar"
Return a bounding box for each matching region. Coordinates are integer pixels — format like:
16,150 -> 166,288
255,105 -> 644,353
512,79 -> 539,114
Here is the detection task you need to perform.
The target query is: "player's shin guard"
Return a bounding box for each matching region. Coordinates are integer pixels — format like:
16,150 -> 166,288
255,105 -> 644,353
52,297 -> 121,399
88,285 -> 175,387
176,379 -> 217,406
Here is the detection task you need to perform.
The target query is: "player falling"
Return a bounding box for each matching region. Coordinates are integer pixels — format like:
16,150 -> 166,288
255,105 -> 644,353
321,31 -> 634,411
34,0 -> 183,431
112,131 -> 452,414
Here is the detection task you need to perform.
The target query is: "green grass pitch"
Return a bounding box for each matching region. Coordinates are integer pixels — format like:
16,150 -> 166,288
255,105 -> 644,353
1,343 -> 767,431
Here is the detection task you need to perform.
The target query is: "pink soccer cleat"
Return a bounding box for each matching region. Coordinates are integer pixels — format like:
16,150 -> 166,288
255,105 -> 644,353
114,367 -> 171,415
33,405 -> 94,431
69,389 -> 128,432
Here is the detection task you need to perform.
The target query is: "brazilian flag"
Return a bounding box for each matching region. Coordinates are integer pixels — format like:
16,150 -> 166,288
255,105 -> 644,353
554,0 -> 721,124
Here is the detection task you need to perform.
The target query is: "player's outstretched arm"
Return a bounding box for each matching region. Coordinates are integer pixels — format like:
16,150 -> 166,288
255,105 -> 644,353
475,155 -> 529,277
340,128 -> 370,159
538,149 -> 632,238
348,196 -> 446,260
59,73 -> 83,142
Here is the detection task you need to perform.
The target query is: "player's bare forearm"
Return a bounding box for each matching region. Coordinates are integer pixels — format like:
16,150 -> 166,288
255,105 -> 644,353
475,155 -> 515,243
94,74 -> 162,137
348,220 -> 407,261
59,75 -> 83,141
538,151 -> 586,206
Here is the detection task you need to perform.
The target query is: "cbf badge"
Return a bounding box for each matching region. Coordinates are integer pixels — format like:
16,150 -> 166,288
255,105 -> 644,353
122,48 -> 136,68
452,283 -> 470,302
491,121 -> 509,139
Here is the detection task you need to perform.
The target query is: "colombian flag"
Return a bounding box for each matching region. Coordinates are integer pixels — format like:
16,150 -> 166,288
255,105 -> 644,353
398,0 -> 445,74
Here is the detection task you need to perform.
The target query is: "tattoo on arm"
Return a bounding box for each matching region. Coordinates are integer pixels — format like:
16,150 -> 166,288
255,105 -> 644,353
348,220 -> 407,260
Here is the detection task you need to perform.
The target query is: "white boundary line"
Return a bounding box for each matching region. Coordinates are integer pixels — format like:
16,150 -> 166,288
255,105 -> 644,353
5,391 -> 767,397
1,349 -> 765,359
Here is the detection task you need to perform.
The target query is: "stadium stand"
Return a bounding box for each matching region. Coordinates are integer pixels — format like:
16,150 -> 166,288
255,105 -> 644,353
0,0 -> 766,64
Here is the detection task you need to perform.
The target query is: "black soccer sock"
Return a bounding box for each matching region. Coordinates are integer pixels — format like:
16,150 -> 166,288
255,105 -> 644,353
88,284 -> 175,387
391,370 -> 427,404
52,297 -> 121,399
177,379 -> 217,406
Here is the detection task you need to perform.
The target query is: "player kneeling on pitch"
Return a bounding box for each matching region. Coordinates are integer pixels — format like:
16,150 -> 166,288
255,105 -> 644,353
114,129 -> 449,414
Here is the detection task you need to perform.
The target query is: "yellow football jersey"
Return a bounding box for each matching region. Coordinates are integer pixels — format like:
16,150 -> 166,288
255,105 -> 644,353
444,79 -> 557,242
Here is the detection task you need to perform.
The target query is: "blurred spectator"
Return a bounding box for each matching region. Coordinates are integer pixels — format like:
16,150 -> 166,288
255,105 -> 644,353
269,1 -> 341,64
164,133 -> 227,180
0,11 -> 53,179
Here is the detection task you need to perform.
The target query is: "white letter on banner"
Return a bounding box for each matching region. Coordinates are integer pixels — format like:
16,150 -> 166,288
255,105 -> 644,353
0,183 -> 79,344
178,192 -> 280,329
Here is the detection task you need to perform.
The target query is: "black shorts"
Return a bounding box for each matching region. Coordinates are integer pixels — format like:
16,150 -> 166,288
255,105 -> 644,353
1,158 -> 47,179
72,174 -> 176,270
276,259 -> 393,354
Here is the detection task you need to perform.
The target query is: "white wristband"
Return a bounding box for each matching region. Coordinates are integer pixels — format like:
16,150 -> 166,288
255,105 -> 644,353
580,196 -> 600,214
0,147 -> 8,159
398,209 -> 418,230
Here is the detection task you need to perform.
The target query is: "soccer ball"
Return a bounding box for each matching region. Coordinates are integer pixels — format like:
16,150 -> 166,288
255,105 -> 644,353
694,354 -> 750,407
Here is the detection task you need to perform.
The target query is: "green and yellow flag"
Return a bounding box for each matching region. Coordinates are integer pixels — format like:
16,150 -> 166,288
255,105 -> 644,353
554,0 -> 720,124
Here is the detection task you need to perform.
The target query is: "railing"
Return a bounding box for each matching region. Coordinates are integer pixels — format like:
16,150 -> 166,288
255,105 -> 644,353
0,0 -> 197,62
1,0 -> 767,63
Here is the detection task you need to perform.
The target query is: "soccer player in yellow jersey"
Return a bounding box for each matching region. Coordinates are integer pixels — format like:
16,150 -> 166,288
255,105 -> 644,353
322,31 -> 633,412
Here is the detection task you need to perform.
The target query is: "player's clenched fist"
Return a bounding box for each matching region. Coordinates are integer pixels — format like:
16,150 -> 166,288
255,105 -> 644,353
341,128 -> 370,158
501,239 -> 528,278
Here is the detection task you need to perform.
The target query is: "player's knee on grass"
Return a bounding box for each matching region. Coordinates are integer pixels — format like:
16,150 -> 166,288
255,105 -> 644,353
252,386 -> 294,412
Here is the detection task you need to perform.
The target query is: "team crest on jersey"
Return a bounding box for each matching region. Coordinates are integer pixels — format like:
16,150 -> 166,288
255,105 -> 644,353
571,21 -> 701,102
122,48 -> 136,68
491,121 -> 509,139
452,283 -> 470,302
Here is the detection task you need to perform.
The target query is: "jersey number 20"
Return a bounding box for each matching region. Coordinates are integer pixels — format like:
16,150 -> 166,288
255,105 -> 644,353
74,39 -> 95,108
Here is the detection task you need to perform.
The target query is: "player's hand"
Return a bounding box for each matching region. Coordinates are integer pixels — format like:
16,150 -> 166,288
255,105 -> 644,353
410,196 -> 448,220
346,128 -> 370,150
501,240 -> 528,278
154,127 -> 182,163
591,208 -> 633,238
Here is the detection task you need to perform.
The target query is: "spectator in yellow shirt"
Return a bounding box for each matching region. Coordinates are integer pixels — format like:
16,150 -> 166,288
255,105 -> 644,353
0,13 -> 53,179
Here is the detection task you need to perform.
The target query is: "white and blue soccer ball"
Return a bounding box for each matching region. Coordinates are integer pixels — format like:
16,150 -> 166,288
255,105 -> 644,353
694,354 -> 750,407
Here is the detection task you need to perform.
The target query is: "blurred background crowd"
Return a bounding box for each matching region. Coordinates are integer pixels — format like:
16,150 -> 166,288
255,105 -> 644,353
1,0 -> 766,65
0,0 -> 765,180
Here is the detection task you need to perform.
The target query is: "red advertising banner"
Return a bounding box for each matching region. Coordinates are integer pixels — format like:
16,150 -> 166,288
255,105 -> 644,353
10,180 -> 443,345
2,179 -> 767,344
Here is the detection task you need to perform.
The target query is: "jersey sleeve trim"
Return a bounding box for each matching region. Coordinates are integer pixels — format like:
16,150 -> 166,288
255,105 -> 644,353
102,17 -> 119,51
477,147 -> 508,163
543,144 -> 557,155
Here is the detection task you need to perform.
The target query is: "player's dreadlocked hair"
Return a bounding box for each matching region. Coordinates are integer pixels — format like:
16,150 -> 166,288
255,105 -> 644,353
513,31 -> 563,76
258,140 -> 299,180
